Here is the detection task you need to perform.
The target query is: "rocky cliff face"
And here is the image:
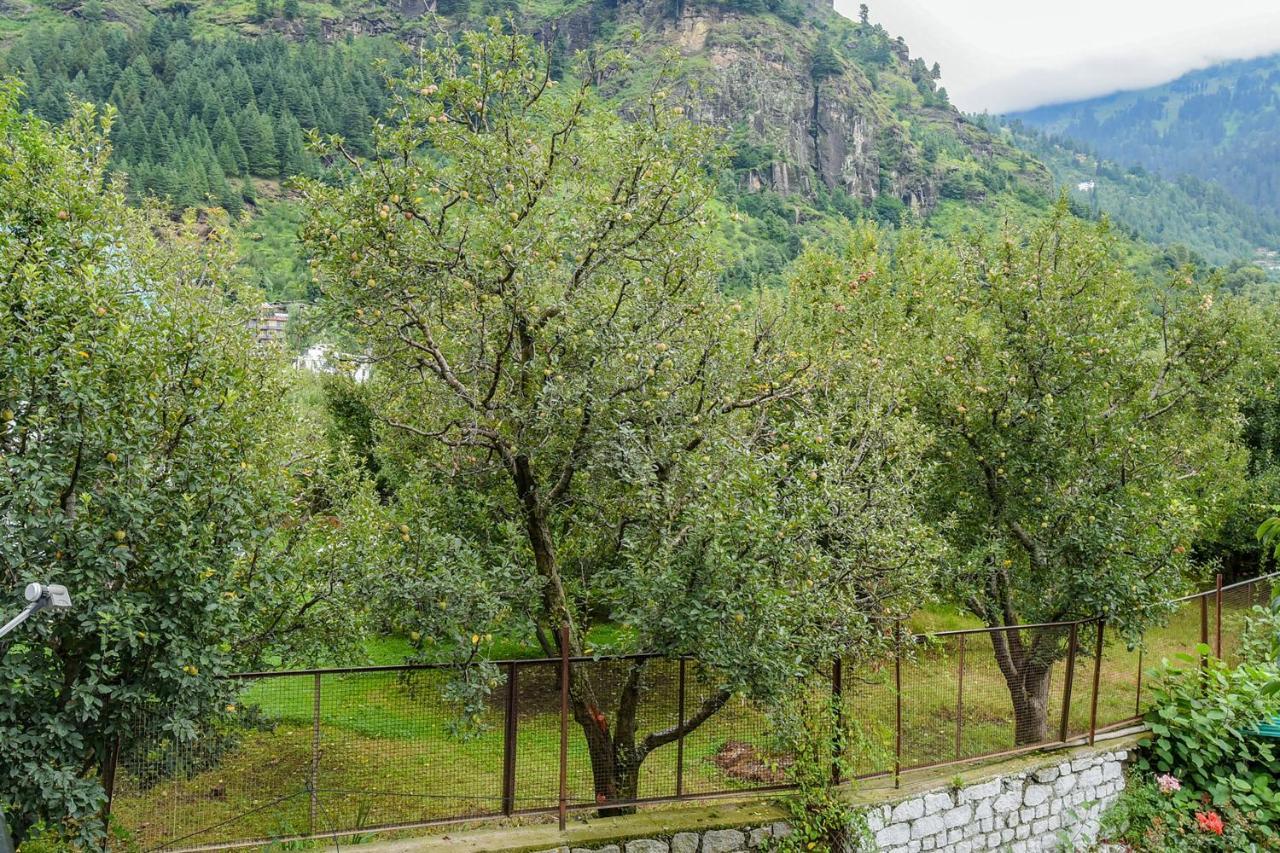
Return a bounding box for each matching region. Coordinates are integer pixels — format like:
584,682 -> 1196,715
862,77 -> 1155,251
541,0 -> 1051,216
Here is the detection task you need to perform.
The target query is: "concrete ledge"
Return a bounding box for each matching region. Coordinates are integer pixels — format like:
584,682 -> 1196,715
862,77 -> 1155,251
344,731 -> 1146,853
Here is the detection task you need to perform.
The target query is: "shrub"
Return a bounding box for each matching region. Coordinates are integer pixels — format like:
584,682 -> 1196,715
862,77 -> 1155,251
767,689 -> 872,852
1101,773 -> 1261,851
1139,650 -> 1280,815
1105,650 -> 1280,849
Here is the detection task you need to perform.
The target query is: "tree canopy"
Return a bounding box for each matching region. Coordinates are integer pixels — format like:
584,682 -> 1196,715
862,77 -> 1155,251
0,81 -> 377,845
301,25 -> 935,807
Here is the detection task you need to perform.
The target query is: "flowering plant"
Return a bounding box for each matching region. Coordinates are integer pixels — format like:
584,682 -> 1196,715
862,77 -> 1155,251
1157,773 -> 1181,795
1194,810 -> 1224,835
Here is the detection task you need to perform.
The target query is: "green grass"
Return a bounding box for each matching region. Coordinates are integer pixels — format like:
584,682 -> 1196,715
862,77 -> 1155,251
111,589 -> 1269,850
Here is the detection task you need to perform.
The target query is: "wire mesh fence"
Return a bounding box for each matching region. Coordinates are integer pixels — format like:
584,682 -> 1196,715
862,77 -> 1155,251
109,572 -> 1277,851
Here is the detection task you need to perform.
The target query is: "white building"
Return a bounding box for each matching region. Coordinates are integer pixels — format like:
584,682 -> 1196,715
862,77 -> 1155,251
294,343 -> 372,384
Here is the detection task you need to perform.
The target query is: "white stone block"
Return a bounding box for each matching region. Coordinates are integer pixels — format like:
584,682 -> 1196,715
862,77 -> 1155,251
1024,783 -> 1051,807
1035,803 -> 1049,819
891,798 -> 925,822
975,800 -> 993,821
1079,766 -> 1104,788
1033,766 -> 1060,783
625,841 -> 667,853
671,834 -> 699,853
1016,823 -> 1031,839
923,791 -> 953,814
876,823 -> 911,847
747,826 -> 772,848
770,822 -> 791,839
943,804 -> 973,829
1071,757 -> 1095,772
994,790 -> 1021,814
962,779 -> 1002,802
920,835 -> 935,851
912,815 -> 945,839
701,830 -> 744,853
1054,773 -> 1076,796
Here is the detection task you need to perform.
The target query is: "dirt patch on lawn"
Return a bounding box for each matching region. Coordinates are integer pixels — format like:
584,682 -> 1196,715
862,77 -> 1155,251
710,740 -> 791,783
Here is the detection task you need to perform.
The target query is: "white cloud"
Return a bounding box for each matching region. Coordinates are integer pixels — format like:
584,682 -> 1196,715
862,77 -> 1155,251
831,0 -> 1280,113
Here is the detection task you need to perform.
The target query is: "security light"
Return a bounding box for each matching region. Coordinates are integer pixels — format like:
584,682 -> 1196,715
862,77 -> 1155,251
0,582 -> 72,641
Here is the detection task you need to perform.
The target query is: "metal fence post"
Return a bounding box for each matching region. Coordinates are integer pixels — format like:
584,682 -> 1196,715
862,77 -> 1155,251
831,656 -> 844,786
894,622 -> 903,789
558,624 -> 570,833
676,658 -> 687,798
955,635 -> 965,760
501,662 -> 519,816
1058,622 -> 1078,743
1135,646 -> 1144,718
309,673 -> 321,835
101,734 -> 121,842
1215,573 -> 1224,659
1088,621 -> 1104,746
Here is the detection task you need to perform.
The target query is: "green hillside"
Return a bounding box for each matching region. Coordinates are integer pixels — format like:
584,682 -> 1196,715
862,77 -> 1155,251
0,0 -> 1055,302
990,118 -> 1280,272
1009,54 -> 1280,219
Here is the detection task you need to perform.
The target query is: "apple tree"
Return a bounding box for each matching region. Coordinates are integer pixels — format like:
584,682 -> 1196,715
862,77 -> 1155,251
300,26 -> 934,807
883,208 -> 1257,743
0,82 -> 377,845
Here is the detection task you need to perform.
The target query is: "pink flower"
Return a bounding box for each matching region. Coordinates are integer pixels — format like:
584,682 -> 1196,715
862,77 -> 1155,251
1195,811 -> 1224,835
1156,773 -> 1181,794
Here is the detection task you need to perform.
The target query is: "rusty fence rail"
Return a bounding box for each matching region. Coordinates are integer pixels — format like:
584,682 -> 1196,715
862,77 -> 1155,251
109,572 -> 1276,851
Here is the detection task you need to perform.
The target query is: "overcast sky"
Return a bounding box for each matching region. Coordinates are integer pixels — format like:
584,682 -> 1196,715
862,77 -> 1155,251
829,0 -> 1280,114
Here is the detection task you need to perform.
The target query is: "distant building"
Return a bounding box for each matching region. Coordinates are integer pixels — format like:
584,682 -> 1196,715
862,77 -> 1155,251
255,303 -> 289,346
1076,181 -> 1096,192
295,343 -> 332,372
293,342 -> 372,384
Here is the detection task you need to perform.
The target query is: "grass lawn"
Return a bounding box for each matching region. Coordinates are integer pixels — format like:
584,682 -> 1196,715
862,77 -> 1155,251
110,583 -> 1271,850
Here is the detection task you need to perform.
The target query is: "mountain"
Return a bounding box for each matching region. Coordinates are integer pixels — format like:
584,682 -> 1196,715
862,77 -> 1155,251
1009,54 -> 1280,219
0,0 -> 1053,297
989,118 -> 1280,271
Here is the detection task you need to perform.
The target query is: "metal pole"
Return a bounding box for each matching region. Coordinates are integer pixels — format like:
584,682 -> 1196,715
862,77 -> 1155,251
894,622 -> 902,789
831,656 -> 844,786
501,662 -> 519,815
1058,622 -> 1077,743
1198,591 -> 1208,676
1088,621 -> 1104,746
1135,646 -> 1144,717
676,658 -> 687,798
310,673 -> 321,835
102,734 -> 121,840
1215,573 -> 1224,660
955,635 -> 965,760
1198,591 -> 1208,645
558,624 -> 570,833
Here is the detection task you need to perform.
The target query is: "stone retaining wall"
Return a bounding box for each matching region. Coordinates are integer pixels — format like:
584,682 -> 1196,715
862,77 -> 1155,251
864,747 -> 1127,852
551,747 -> 1129,853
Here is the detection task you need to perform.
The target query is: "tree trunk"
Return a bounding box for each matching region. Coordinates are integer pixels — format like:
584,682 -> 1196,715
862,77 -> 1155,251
1008,663 -> 1053,745
988,626 -> 1058,746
